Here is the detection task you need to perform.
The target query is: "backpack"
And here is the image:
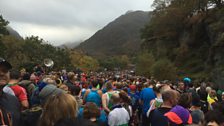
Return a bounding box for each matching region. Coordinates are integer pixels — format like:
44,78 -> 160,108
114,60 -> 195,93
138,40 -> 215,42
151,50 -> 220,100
30,87 -> 41,106
128,92 -> 139,111
85,90 -> 101,107
0,107 -> 12,126
106,92 -> 113,109
106,91 -> 118,109
21,106 -> 42,126
19,81 -> 36,106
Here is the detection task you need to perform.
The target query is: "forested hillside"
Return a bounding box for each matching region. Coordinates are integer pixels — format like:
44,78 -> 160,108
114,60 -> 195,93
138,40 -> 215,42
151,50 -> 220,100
139,0 -> 224,87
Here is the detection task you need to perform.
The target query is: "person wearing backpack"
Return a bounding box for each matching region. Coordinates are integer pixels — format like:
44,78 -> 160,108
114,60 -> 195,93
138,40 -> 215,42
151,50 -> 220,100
84,79 -> 102,107
19,73 -> 35,107
102,82 -> 118,114
0,58 -> 21,126
5,69 -> 29,109
128,85 -> 139,111
128,84 -> 140,126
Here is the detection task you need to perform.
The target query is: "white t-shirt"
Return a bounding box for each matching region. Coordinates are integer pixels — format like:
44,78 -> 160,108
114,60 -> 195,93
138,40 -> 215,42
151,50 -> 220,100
108,107 -> 130,126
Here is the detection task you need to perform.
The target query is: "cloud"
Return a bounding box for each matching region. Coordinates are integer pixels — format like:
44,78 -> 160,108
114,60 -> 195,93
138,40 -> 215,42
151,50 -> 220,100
0,0 -> 154,45
10,22 -> 96,46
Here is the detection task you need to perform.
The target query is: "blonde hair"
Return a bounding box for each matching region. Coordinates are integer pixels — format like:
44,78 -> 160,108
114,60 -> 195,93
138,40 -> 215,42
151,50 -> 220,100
39,93 -> 78,126
59,84 -> 69,93
67,72 -> 75,80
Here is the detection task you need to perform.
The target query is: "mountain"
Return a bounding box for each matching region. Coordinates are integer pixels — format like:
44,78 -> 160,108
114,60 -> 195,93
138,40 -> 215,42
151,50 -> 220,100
6,26 -> 23,39
59,41 -> 82,49
77,11 -> 151,57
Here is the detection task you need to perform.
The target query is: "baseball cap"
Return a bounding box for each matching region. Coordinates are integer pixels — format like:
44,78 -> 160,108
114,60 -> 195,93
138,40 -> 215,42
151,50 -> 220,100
183,77 -> 191,83
0,57 -> 12,70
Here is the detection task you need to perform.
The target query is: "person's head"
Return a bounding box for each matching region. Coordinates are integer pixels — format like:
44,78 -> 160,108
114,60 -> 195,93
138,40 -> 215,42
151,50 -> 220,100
178,81 -> 185,91
209,90 -> 217,98
20,68 -> 26,75
162,89 -> 180,107
67,72 -> 75,81
70,85 -> 81,96
206,86 -> 212,94
191,94 -> 201,108
222,92 -> 224,101
205,110 -> 224,126
110,93 -> 120,105
59,84 -> 69,93
0,58 -> 11,88
9,69 -> 20,80
160,84 -> 171,92
39,93 -> 78,126
83,102 -> 100,120
144,80 -> 154,88
178,93 -> 192,109
200,82 -> 207,91
119,90 -> 131,104
91,79 -> 98,88
137,83 -> 143,91
183,77 -> 191,88
30,73 -> 36,82
115,82 -> 123,90
22,73 -> 30,80
105,82 -> 113,91
40,87 -> 66,100
129,84 -> 136,92
43,77 -> 56,85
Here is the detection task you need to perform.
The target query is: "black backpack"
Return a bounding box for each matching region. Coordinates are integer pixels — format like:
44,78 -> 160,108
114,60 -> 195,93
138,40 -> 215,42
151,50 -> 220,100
21,106 -> 42,126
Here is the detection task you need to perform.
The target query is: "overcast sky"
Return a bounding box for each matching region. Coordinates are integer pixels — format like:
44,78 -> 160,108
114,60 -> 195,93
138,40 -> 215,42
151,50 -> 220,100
0,0 -> 154,46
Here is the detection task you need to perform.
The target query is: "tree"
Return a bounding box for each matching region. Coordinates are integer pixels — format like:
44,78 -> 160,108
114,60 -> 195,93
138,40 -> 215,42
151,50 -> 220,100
0,15 -> 9,35
152,0 -> 171,11
0,41 -> 6,57
151,59 -> 177,81
98,55 -> 130,70
120,55 -> 130,69
70,50 -> 99,72
79,56 -> 99,72
0,15 -> 9,57
135,52 -> 155,77
2,35 -> 26,68
21,36 -> 72,70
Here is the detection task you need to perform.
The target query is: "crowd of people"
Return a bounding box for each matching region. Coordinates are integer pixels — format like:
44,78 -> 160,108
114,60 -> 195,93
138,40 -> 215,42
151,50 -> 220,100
0,57 -> 224,126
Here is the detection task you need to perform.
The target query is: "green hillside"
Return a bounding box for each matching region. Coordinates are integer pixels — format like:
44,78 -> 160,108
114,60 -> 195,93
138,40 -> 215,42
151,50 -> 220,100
77,11 -> 151,57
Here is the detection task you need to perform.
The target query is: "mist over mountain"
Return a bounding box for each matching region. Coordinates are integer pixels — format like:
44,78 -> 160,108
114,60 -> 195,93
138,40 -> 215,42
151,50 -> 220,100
59,41 -> 82,49
77,11 -> 151,57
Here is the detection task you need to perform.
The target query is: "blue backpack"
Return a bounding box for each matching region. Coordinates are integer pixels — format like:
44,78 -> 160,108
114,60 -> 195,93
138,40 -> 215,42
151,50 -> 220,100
128,92 -> 139,111
85,90 -> 101,107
